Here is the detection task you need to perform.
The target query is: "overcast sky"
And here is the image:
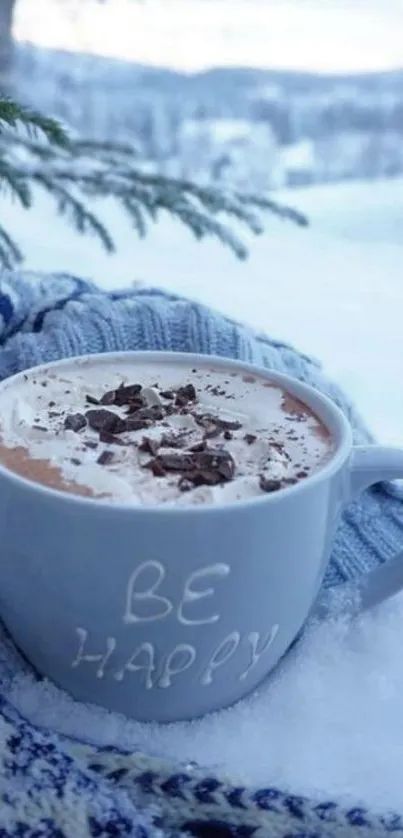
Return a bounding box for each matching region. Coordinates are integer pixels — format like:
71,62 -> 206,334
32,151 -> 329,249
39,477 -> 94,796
16,0 -> 403,73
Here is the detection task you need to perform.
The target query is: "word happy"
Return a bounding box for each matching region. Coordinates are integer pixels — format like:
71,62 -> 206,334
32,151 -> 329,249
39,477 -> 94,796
72,560 -> 279,690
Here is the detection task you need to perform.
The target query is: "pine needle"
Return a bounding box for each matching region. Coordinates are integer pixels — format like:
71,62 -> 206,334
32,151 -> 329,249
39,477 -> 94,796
0,95 -> 308,269
0,98 -> 70,148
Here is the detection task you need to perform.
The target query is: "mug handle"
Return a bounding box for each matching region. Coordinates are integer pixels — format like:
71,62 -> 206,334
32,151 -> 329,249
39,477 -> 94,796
316,445 -> 403,619
349,445 -> 403,499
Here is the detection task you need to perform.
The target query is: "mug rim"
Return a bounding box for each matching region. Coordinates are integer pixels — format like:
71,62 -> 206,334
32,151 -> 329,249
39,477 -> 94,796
0,350 -> 353,514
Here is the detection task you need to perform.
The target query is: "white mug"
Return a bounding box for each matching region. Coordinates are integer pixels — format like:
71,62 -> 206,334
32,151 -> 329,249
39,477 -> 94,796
0,352 -> 401,722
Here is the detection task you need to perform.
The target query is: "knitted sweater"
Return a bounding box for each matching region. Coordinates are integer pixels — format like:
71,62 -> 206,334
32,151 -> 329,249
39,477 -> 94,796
0,270 -> 402,838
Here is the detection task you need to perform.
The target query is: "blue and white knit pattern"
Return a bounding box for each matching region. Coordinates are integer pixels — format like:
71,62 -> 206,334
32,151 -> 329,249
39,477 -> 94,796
0,269 -> 402,838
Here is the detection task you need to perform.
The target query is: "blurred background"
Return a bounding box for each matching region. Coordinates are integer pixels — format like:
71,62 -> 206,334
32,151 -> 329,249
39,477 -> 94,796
1,0 -> 403,443
3,0 -> 403,194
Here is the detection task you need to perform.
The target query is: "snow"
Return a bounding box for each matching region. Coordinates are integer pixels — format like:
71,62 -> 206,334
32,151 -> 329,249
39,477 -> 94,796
281,139 -> 316,175
179,118 -> 280,190
3,175 -> 403,811
9,595 -> 403,812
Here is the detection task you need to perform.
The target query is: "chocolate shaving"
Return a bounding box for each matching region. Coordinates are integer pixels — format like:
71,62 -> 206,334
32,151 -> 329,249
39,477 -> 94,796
146,446 -> 235,489
97,450 -> 115,466
99,390 -> 116,406
151,452 -> 196,472
94,383 -> 143,407
189,440 -> 206,453
282,477 -> 298,487
84,440 -> 98,450
178,476 -> 194,492
195,417 -> 218,436
191,469 -> 223,486
271,442 -> 291,462
85,409 -> 126,435
215,459 -> 233,481
204,426 -> 222,440
124,405 -> 164,424
217,418 -> 242,431
99,430 -> 125,446
175,383 -> 197,407
138,436 -> 160,456
160,433 -> 188,449
125,397 -> 147,414
124,416 -> 153,432
244,433 -> 257,445
259,476 -> 282,493
144,405 -> 165,421
160,390 -> 174,400
148,459 -> 167,477
64,413 -> 86,432
223,430 -> 233,441
196,413 -> 242,432
197,449 -> 235,480
32,424 -> 48,432
114,384 -> 143,406
86,394 -> 100,406
70,457 -> 81,466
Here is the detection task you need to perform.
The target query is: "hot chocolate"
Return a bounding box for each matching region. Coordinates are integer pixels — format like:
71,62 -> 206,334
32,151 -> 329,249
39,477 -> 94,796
0,356 -> 334,505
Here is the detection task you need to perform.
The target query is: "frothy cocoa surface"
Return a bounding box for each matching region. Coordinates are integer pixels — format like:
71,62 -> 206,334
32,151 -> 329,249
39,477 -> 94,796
0,358 -> 334,506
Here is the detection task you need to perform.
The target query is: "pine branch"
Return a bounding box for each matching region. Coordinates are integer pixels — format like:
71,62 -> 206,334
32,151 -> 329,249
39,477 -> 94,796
127,173 -> 308,230
0,98 -> 308,270
235,193 -> 308,228
33,171 -> 115,252
72,139 -> 139,163
0,223 -> 23,269
121,197 -> 148,237
0,158 -> 32,207
0,98 -> 70,148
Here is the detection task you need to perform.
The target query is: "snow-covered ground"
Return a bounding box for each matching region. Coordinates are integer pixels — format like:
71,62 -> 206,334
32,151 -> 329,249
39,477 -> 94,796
4,176 -> 403,445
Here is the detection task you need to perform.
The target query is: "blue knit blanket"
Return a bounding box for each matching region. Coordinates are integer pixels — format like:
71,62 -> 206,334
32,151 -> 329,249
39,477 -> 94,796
0,270 -> 402,838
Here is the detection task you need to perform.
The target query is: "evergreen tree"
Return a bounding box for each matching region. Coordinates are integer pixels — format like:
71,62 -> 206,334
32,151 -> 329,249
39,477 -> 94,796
0,95 -> 307,269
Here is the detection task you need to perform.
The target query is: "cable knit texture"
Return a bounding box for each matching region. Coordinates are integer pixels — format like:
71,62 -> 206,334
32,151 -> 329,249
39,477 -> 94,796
0,269 -> 401,837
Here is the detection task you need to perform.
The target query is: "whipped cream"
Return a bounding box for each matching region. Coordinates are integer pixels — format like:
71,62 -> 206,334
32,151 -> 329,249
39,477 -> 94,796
0,357 -> 333,506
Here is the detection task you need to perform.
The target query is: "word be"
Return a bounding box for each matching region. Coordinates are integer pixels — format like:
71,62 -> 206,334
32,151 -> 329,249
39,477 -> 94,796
123,560 -> 230,626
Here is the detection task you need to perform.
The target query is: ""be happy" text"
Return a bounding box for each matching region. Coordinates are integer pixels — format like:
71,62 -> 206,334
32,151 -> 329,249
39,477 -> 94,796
71,560 -> 279,690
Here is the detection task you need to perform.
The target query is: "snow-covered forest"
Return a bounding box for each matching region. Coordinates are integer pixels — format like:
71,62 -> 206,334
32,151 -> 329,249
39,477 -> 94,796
11,40 -> 403,192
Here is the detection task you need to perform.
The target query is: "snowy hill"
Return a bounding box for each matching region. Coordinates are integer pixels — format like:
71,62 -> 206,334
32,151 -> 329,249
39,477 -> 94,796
13,42 -> 403,187
4,175 -> 403,446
